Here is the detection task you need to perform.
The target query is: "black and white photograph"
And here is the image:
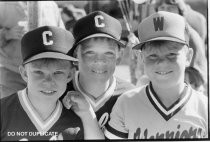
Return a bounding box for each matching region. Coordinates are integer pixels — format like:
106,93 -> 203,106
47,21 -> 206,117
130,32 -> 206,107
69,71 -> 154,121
0,0 -> 209,141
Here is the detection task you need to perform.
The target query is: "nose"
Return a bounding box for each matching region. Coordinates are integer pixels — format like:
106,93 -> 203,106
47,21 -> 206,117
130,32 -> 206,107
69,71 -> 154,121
42,74 -> 56,87
156,57 -> 168,65
94,55 -> 106,63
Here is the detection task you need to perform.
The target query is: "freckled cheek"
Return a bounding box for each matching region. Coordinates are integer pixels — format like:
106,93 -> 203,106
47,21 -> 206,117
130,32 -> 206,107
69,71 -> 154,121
144,59 -> 176,72
81,55 -> 116,65
145,57 -> 178,65
32,75 -> 67,85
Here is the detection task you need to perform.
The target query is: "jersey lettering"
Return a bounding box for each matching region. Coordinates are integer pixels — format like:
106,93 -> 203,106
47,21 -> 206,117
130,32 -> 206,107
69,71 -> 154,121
94,15 -> 105,27
98,112 -> 109,128
133,124 -> 203,139
153,17 -> 164,31
42,31 -> 53,45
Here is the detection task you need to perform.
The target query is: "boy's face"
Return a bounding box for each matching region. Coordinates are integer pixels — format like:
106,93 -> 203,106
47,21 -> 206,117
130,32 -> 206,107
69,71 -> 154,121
141,42 -> 193,87
77,38 -> 119,82
20,59 -> 73,101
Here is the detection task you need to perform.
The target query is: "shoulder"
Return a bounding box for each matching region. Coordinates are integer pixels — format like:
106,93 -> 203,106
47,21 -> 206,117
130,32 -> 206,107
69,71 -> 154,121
114,77 -> 136,95
1,92 -> 20,121
115,84 -> 147,106
1,93 -> 19,108
190,88 -> 207,106
187,86 -> 208,118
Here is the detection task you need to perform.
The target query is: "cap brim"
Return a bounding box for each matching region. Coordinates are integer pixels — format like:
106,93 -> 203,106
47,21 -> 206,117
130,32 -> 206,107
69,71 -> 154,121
132,37 -> 187,50
76,33 -> 125,48
80,33 -> 125,47
23,52 -> 78,64
68,33 -> 126,57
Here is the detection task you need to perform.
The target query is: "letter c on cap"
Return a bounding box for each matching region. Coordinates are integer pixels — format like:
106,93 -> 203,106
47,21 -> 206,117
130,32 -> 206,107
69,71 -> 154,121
42,31 -> 53,45
94,15 -> 105,27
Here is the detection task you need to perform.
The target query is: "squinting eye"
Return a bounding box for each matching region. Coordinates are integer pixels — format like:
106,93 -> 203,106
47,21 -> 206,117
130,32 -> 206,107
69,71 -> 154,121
34,70 -> 43,75
105,52 -> 115,57
54,71 -> 64,75
147,55 -> 158,60
83,51 -> 95,56
167,53 -> 177,59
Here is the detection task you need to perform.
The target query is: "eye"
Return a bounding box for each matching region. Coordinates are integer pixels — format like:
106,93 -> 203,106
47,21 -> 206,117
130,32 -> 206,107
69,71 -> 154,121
147,54 -> 158,60
105,52 -> 115,57
54,71 -> 64,75
83,51 -> 95,56
33,70 -> 43,75
167,53 -> 178,59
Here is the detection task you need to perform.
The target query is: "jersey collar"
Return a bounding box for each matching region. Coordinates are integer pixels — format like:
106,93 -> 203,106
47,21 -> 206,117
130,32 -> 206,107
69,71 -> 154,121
18,89 -> 63,132
146,82 -> 192,121
73,71 -> 116,111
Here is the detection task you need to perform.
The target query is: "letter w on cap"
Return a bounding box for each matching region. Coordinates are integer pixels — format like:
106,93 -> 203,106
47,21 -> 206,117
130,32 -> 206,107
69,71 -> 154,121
153,17 -> 164,31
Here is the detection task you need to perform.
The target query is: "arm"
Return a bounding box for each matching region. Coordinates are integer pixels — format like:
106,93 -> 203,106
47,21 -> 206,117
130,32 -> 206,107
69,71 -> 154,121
79,105 -> 104,139
63,91 -> 104,139
104,95 -> 128,139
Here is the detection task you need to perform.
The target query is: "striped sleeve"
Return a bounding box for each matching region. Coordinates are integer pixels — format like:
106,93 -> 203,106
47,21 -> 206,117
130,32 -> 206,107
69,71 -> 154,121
104,95 -> 128,139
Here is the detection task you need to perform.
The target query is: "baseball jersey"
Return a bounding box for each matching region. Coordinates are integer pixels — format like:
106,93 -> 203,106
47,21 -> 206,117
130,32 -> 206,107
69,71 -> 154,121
63,71 -> 135,131
1,89 -> 84,141
104,82 -> 208,139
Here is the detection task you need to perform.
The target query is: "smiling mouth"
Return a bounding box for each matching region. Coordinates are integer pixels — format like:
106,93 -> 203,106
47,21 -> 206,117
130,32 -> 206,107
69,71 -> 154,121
156,71 -> 172,75
92,70 -> 106,74
40,90 -> 57,95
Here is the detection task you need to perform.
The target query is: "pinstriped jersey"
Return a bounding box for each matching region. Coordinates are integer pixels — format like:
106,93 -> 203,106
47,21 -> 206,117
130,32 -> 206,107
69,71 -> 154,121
64,71 -> 135,130
104,82 -> 208,139
1,89 -> 84,141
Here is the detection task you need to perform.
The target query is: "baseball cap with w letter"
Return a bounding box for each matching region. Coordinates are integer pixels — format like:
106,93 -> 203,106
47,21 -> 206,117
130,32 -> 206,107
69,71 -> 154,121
21,26 -> 78,64
133,11 -> 189,50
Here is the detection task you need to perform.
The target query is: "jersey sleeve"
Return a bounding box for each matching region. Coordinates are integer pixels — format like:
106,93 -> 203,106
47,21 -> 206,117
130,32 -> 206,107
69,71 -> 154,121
104,95 -> 128,139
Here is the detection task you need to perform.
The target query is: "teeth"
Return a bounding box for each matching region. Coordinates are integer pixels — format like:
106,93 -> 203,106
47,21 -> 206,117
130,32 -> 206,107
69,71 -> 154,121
157,72 -> 168,75
41,90 -> 55,93
93,70 -> 105,74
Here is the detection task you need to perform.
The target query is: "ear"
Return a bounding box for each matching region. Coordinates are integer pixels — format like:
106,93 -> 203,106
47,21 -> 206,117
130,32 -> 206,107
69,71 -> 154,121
185,47 -> 193,67
138,51 -> 145,63
67,67 -> 75,83
19,65 -> 28,83
116,47 -> 123,59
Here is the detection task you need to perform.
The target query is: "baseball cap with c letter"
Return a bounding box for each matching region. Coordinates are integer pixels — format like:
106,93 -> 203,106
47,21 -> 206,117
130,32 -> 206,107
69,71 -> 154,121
21,26 -> 78,64
68,11 -> 125,56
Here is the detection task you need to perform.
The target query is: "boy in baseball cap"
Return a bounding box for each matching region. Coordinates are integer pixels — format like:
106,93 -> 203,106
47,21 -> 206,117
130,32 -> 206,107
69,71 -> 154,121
0,26 -> 103,140
105,11 -> 208,139
62,11 -> 135,133
153,0 -> 207,95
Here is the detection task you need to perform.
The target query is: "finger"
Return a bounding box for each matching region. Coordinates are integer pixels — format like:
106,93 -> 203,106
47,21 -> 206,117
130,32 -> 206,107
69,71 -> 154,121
70,94 -> 80,103
67,91 -> 80,97
69,100 -> 79,111
62,95 -> 72,109
67,91 -> 80,103
63,91 -> 76,109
